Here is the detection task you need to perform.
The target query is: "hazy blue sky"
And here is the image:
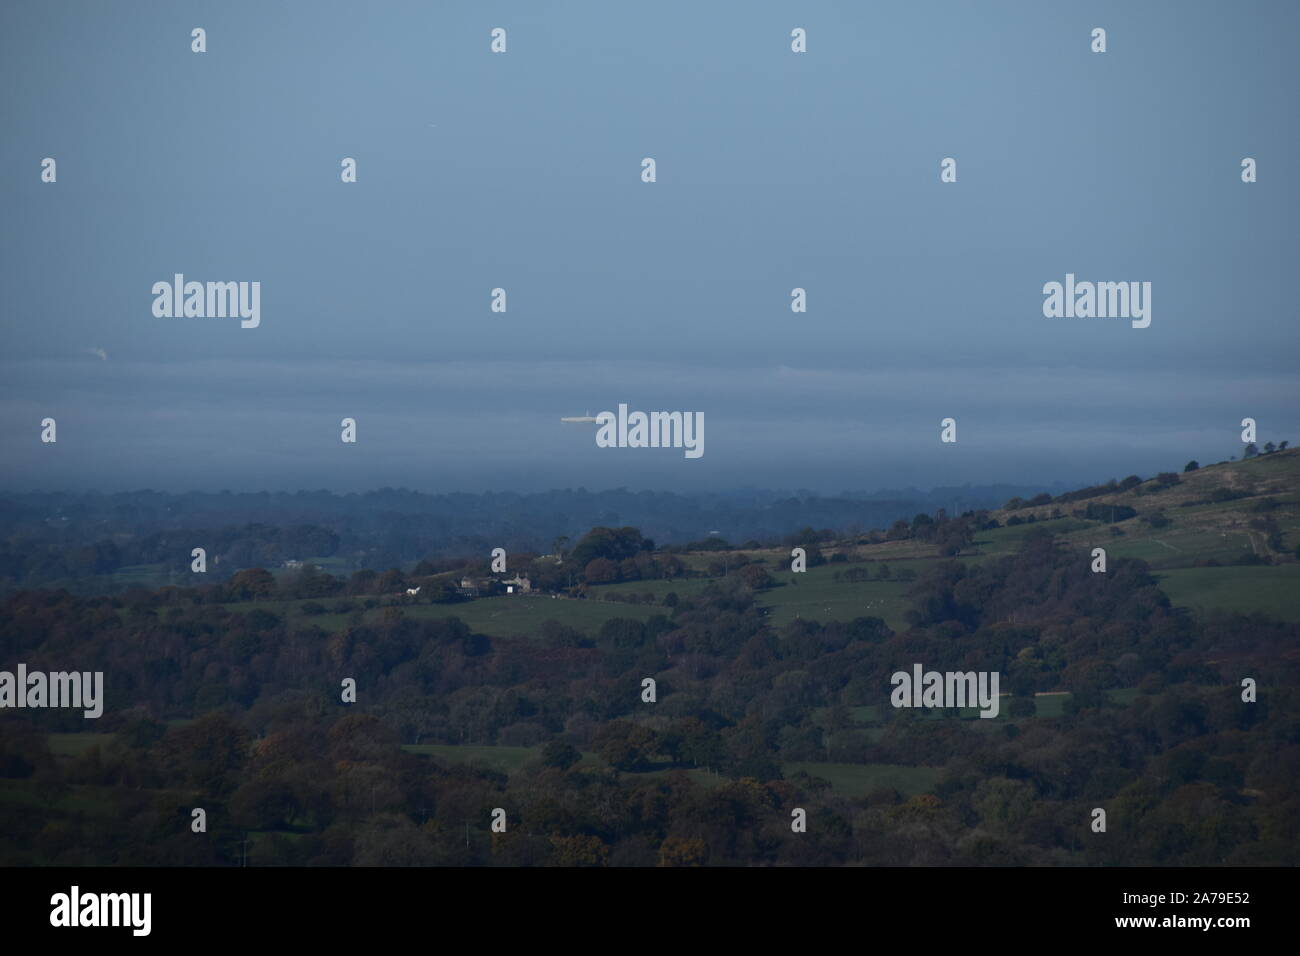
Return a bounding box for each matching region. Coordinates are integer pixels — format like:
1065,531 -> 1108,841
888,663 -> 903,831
2,1 -> 1297,493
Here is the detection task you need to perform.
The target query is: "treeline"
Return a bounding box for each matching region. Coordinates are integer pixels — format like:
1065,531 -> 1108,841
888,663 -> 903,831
2,531 -> 1297,865
0,523 -> 341,588
0,483 -> 1047,592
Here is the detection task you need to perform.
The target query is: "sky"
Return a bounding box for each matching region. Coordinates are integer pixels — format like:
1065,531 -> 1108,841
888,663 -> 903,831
2,0 -> 1297,494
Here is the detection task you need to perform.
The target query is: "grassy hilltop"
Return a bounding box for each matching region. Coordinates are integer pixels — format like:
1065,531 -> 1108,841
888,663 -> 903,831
192,448 -> 1300,640
550,447 -> 1300,631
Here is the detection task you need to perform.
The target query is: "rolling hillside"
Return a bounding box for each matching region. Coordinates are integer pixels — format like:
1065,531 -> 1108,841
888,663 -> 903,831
161,449 -> 1300,639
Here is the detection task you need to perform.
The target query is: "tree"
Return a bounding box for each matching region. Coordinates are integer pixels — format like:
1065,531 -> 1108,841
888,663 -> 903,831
569,527 -> 650,570
973,777 -> 1036,830
230,775 -> 298,830
1184,460 -> 1199,472
658,837 -> 707,867
160,712 -> 250,795
290,563 -> 341,599
583,557 -> 619,584
347,568 -> 378,595
540,740 -> 581,771
595,721 -> 659,771
1244,443 -> 1258,458
1008,696 -> 1037,718
228,567 -> 275,599
1263,442 -> 1277,454
934,520 -> 973,557
1143,511 -> 1171,529
552,834 -> 609,867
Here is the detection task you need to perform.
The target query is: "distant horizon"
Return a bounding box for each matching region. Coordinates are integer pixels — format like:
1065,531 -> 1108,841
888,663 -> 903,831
0,476 -> 1099,502
5,1 -> 1297,498
0,441 -> 1258,500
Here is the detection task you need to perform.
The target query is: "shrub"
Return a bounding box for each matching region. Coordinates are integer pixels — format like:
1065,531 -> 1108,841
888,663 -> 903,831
1008,696 -> 1037,718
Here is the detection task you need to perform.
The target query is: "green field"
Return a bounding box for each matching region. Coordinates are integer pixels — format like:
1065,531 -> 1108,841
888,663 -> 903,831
1157,565 -> 1300,622
760,564 -> 911,631
101,563 -> 174,590
973,517 -> 1096,554
1233,451 -> 1300,481
587,577 -> 713,602
1099,532 -> 1254,568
